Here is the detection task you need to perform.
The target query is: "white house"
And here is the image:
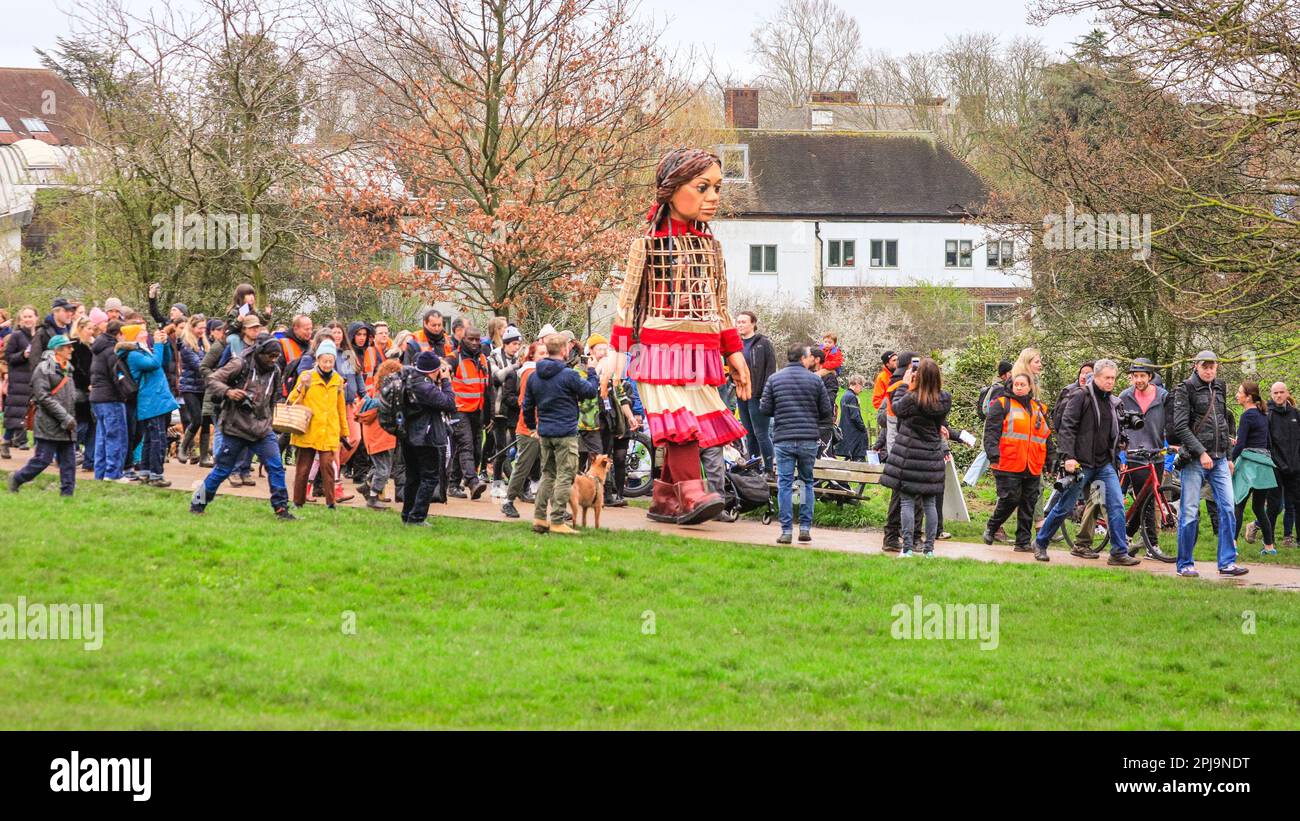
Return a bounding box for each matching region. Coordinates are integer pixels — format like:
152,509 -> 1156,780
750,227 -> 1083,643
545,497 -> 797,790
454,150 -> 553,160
712,91 -> 1031,323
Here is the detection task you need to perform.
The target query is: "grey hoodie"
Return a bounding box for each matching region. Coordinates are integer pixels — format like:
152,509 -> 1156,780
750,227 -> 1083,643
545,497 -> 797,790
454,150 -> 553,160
1118,383 -> 1168,455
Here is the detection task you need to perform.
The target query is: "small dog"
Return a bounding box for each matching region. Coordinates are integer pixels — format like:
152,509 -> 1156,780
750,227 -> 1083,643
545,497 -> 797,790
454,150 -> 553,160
165,423 -> 185,460
569,454 -> 612,530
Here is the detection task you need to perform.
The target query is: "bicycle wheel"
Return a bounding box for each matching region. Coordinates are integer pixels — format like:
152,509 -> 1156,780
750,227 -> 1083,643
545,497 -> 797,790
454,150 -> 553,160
1042,485 -> 1079,548
622,431 -> 655,498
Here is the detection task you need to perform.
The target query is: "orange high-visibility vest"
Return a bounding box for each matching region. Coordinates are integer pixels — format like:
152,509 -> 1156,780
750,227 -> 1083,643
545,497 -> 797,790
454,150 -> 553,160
995,396 -> 1051,475
279,336 -> 304,364
415,330 -> 454,358
885,377 -> 905,418
451,354 -> 488,413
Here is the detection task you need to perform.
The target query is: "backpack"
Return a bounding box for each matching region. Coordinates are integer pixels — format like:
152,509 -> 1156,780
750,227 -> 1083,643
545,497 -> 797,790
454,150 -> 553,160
976,383 -> 995,420
377,369 -> 409,436
112,352 -> 139,401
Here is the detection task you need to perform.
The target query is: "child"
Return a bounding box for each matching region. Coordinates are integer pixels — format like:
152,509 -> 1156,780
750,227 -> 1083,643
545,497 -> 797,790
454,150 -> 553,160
820,334 -> 844,373
287,339 -> 350,509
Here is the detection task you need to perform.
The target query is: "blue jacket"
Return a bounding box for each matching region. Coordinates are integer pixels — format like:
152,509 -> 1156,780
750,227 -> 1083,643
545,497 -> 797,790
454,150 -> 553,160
125,343 -> 180,421
179,342 -> 206,394
522,357 -> 599,438
759,363 -> 833,444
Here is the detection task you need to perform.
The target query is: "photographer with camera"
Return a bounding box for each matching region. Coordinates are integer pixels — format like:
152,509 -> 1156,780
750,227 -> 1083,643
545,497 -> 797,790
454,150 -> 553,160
1169,351 -> 1246,577
1117,358 -> 1174,561
1032,359 -> 1140,565
192,334 -> 293,520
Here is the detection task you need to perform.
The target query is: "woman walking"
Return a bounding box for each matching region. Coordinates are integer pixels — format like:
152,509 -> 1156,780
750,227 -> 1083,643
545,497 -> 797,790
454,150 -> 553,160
881,358 -> 951,558
1232,380 -> 1279,555
70,316 -> 97,471
2,305 -> 39,458
356,357 -> 401,509
981,372 -> 1053,560
286,339 -> 349,510
178,315 -> 210,464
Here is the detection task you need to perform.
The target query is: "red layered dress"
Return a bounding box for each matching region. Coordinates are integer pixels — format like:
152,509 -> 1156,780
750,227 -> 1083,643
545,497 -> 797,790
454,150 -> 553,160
609,216 -> 747,451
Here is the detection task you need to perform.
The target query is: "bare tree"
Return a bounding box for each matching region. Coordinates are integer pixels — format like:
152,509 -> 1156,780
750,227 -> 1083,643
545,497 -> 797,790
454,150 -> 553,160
749,0 -> 862,110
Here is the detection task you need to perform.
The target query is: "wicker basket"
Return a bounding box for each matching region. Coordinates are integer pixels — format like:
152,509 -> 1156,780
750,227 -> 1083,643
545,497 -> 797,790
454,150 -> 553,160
272,403 -> 313,435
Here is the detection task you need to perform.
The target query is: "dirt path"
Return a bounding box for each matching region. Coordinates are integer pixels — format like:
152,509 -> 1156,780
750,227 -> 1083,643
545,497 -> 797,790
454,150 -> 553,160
8,451 -> 1299,591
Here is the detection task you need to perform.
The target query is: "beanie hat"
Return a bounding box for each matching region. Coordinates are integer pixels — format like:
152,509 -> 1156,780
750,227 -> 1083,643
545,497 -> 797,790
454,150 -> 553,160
88,308 -> 108,326
315,340 -> 339,360
120,324 -> 145,342
172,302 -> 189,316
537,323 -> 558,340
502,325 -> 522,343
881,350 -> 895,365
586,333 -> 608,349
104,297 -> 123,312
998,360 -> 1013,377
415,351 -> 442,373
46,334 -> 73,350
206,318 -> 225,335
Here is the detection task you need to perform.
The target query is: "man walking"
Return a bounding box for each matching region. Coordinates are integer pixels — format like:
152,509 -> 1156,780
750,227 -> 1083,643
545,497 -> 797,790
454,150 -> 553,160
760,344 -> 833,545
8,334 -> 78,495
735,311 -> 776,473
1169,351 -> 1247,577
445,325 -> 491,499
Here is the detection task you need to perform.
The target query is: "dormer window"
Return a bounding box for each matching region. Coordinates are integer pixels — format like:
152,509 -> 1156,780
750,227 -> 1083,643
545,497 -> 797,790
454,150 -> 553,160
0,118 -> 11,132
718,144 -> 749,182
21,117 -> 50,133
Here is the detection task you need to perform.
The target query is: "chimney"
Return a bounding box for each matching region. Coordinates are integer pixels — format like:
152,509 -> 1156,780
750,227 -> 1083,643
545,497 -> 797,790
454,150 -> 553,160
724,88 -> 759,129
810,90 -> 859,104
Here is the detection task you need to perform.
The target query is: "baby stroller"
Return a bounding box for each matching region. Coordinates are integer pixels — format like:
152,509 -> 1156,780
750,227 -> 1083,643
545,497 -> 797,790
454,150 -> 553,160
725,455 -> 773,522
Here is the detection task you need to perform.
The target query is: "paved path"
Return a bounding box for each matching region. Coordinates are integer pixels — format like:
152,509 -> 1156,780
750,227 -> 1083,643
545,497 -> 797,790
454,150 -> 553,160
7,451 -> 1299,591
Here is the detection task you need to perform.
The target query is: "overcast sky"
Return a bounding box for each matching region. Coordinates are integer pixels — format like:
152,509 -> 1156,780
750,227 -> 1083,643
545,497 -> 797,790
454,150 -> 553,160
0,0 -> 1099,73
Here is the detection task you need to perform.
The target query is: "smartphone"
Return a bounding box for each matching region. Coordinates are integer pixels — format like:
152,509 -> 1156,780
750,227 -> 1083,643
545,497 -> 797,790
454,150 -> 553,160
911,357 -> 920,369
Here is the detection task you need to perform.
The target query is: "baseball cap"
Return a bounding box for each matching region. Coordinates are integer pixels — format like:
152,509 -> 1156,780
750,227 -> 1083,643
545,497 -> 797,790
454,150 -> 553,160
1195,350 -> 1218,363
240,314 -> 264,330
46,334 -> 73,349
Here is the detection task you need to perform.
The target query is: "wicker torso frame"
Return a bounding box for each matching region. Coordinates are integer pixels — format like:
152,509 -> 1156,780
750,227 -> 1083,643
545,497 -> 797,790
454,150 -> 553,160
615,235 -> 734,334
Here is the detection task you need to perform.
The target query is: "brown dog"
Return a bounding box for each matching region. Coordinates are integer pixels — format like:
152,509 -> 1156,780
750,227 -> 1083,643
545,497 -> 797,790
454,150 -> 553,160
569,453 -> 613,530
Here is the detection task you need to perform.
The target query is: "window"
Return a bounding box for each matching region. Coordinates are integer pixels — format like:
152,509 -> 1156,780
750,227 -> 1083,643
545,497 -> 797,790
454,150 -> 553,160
945,239 -> 972,268
985,303 -> 1016,325
718,144 -> 749,181
986,239 -> 1014,268
0,117 -> 11,132
827,240 -> 855,268
20,117 -> 49,133
869,239 -> 898,267
811,109 -> 833,127
414,242 -> 440,271
749,244 -> 777,273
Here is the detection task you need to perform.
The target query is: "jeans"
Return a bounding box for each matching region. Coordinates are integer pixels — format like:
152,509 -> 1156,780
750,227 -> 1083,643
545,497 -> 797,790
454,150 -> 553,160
77,411 -> 95,470
91,402 -> 128,480
900,492 -> 938,552
774,440 -> 817,533
193,431 -> 288,510
1177,456 -> 1238,571
1035,462 -> 1129,555
12,438 -> 76,495
139,413 -> 170,480
739,398 -> 774,472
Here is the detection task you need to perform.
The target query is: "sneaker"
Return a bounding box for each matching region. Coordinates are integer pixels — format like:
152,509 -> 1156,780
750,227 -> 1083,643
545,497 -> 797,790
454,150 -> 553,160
1245,521 -> 1259,544
1177,566 -> 1200,578
501,501 -> 520,519
469,481 -> 487,500
199,456 -> 214,468
1034,545 -> 1050,562
923,549 -> 934,558
994,527 -> 1010,542
406,519 -> 430,527
448,485 -> 467,499
1285,536 -> 1296,548
115,477 -> 135,484
1218,565 -> 1249,577
365,493 -> 389,511
0,443 -> 9,459
532,519 -> 549,534
1107,553 -> 1140,566
900,548 -> 914,557
549,523 -> 578,535
777,532 -> 792,545
713,509 -> 738,523
521,492 -> 536,504
937,531 -> 952,541
1013,544 -> 1034,552
882,541 -> 902,553
981,527 -> 995,545
798,529 -> 811,543
228,474 -> 244,487
7,474 -> 19,493
1261,546 -> 1278,556
490,480 -> 507,499
190,503 -> 205,514
1145,544 -> 1176,563
275,507 -> 296,521
606,494 -> 628,508
1070,546 -> 1100,559
149,477 -> 172,488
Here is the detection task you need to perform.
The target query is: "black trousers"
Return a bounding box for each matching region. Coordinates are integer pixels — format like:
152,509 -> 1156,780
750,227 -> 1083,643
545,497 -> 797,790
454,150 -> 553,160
448,411 -> 483,487
490,416 -> 512,480
987,469 -> 1041,547
1265,469 -> 1300,539
401,442 -> 447,524
1237,486 -> 1280,545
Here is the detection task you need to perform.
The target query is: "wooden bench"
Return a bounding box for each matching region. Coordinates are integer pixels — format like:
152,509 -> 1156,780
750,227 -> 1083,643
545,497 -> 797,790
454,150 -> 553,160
762,458 -> 883,523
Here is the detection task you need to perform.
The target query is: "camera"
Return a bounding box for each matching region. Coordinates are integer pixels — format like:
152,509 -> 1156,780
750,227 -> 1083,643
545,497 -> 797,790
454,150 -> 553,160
1053,471 -> 1080,493
1119,410 -> 1145,430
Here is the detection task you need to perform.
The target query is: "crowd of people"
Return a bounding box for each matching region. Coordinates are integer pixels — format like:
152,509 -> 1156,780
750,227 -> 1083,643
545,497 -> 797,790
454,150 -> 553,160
0,145 -> 1283,579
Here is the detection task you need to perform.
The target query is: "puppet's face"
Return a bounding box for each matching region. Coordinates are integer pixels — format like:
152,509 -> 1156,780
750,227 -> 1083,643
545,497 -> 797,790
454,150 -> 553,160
668,163 -> 723,224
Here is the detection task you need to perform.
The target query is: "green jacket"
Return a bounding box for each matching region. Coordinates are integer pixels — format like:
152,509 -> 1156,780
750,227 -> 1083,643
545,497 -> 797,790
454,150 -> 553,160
1233,448 -> 1278,505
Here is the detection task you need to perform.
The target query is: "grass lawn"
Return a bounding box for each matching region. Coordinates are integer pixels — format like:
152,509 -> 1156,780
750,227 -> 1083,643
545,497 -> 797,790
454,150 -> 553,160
1,473 -> 1298,729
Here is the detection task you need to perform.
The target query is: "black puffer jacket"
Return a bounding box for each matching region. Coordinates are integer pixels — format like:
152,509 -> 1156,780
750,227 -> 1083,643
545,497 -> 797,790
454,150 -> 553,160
3,327 -> 35,430
1268,400 -> 1300,475
403,368 -> 456,447
881,386 -> 951,496
89,333 -> 123,404
758,362 -> 833,443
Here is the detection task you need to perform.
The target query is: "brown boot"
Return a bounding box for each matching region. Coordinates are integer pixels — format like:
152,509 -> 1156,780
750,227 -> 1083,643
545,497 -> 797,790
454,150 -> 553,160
647,479 -> 683,523
676,479 -> 725,526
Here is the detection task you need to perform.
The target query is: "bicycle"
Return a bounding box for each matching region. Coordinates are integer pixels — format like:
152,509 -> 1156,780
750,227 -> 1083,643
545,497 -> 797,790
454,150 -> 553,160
1097,448 -> 1177,558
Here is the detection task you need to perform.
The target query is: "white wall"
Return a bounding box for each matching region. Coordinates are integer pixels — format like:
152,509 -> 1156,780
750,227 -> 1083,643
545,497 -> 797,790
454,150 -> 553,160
711,218 -> 1031,305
